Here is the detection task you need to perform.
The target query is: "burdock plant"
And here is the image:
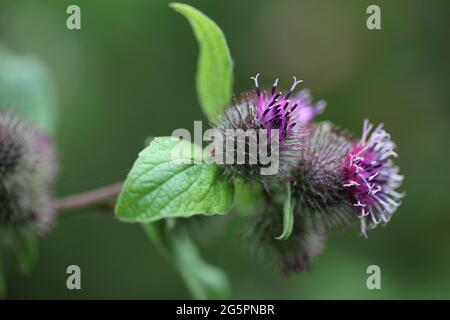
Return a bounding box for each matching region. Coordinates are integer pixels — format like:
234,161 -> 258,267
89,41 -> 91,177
0,3 -> 404,299
113,2 -> 404,284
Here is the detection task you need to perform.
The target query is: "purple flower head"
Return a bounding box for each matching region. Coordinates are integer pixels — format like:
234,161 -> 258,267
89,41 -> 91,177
292,122 -> 354,231
216,75 -> 327,183
251,73 -> 326,140
251,73 -> 303,142
0,109 -> 59,234
343,120 -> 404,237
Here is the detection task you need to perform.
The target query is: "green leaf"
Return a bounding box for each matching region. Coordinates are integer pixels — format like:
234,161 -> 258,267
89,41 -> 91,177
115,137 -> 234,223
143,222 -> 230,299
276,183 -> 295,240
170,3 -> 233,120
0,47 -> 58,134
233,181 -> 263,216
13,230 -> 39,274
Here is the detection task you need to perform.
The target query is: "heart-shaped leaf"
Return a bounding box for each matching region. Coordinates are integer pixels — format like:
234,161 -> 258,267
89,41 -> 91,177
115,137 -> 234,222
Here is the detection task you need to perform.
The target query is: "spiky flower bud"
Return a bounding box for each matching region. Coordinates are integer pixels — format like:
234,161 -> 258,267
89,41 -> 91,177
292,122 -> 355,231
0,110 -> 58,234
215,74 -> 325,183
342,120 -> 404,237
242,199 -> 326,273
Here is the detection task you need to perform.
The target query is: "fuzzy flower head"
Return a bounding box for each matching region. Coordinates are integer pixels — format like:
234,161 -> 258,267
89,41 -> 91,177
251,73 -> 326,133
216,74 -> 325,182
242,199 -> 326,274
343,120 -> 404,237
0,110 -> 59,234
292,122 -> 355,231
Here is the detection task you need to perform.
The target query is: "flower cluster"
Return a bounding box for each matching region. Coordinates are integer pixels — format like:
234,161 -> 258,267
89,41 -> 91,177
217,75 -> 404,273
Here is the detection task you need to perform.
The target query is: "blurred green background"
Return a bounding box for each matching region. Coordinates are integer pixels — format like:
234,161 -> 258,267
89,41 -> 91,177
1,0 -> 449,299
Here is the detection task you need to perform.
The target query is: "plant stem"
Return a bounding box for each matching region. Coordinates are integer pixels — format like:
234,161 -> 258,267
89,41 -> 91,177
53,182 -> 123,212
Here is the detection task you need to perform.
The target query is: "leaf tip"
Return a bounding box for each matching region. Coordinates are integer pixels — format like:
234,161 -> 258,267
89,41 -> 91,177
169,2 -> 189,12
275,183 -> 295,241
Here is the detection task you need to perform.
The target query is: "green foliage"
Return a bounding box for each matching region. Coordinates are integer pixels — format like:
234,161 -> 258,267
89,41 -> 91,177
143,221 -> 230,299
233,181 -> 264,216
276,183 -> 295,240
0,48 -> 58,134
13,229 -> 39,274
115,137 -> 234,223
116,4 -> 236,299
170,3 -> 233,120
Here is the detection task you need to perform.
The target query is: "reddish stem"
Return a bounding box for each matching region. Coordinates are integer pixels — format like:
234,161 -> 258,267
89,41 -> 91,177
54,182 -> 123,211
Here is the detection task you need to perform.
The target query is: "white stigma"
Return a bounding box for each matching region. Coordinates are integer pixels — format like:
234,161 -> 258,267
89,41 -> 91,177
250,73 -> 260,88
289,76 -> 303,92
